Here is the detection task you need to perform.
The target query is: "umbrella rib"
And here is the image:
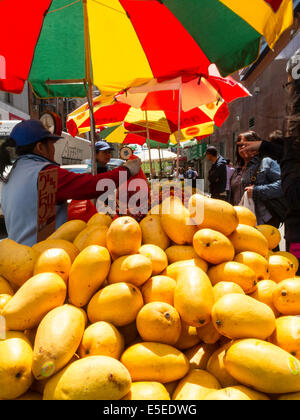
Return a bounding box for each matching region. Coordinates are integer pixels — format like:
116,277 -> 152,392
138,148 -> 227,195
47,0 -> 81,14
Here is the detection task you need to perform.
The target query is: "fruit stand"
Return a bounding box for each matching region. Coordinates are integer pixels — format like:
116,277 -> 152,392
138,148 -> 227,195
0,195 -> 300,400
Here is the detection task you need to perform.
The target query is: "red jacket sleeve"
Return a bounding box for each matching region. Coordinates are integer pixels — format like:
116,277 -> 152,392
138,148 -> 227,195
46,165 -> 130,202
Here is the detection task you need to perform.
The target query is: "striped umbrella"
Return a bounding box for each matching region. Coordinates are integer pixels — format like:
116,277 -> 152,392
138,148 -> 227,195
0,0 -> 293,98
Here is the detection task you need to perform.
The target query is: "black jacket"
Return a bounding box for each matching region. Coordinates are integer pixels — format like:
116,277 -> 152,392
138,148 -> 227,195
208,155 -> 227,195
260,139 -> 300,244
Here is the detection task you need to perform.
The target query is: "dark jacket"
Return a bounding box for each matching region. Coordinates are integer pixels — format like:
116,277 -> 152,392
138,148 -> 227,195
208,155 -> 227,195
260,139 -> 300,244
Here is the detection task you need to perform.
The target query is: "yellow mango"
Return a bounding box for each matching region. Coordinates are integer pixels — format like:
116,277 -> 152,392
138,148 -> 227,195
269,255 -> 296,283
43,356 -> 131,400
78,321 -> 124,360
206,343 -> 239,388
0,239 -> 38,288
225,339 -> 300,394
0,275 -> 14,295
234,206 -> 257,227
0,332 -> 33,400
165,245 -> 198,264
0,293 -> 12,311
141,275 -> 176,306
256,224 -> 281,250
160,196 -> 197,245
106,216 -> 142,260
73,224 -> 108,251
108,254 -> 152,287
68,245 -> 111,308
204,386 -> 270,400
273,278 -> 300,315
196,322 -> 221,344
139,244 -> 168,276
193,229 -> 235,265
208,261 -> 257,294
275,251 -> 299,273
229,224 -> 269,258
87,282 -> 144,327
166,258 -> 208,280
189,194 -> 239,236
249,279 -> 280,317
213,282 -> 245,302
173,369 -> 221,400
120,342 -> 189,383
16,391 -> 43,400
140,214 -> 170,250
87,213 -> 113,228
47,219 -> 86,242
1,273 -> 67,331
184,343 -> 218,371
234,251 -> 270,281
174,266 -> 214,328
32,305 -> 86,380
270,316 -> 300,359
212,294 -> 276,340
136,302 -> 181,346
33,248 -> 71,284
32,239 -> 79,263
122,382 -> 170,400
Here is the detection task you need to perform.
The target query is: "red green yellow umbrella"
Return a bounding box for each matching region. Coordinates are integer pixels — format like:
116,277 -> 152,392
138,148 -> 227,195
0,0 -> 293,98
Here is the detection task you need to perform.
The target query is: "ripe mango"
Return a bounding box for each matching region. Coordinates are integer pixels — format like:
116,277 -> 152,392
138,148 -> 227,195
166,258 -> 208,280
140,214 -> 170,250
204,386 -> 270,400
273,278 -> 300,315
229,224 -> 269,258
141,275 -> 176,306
32,239 -> 79,263
234,251 -> 269,281
87,282 -> 144,327
160,196 -> 197,245
106,216 -> 142,260
73,224 -> 108,251
0,275 -> 14,296
225,339 -> 300,394
193,229 -> 235,265
270,316 -> 300,359
120,342 -> 189,383
0,239 -> 38,288
174,266 -> 214,328
208,261 -> 257,294
139,244 -> 168,276
234,206 -> 257,227
212,294 -> 276,340
189,194 -> 239,236
165,245 -> 198,264
78,321 -> 124,360
87,213 -> 112,228
2,273 -> 67,331
43,356 -> 131,400
108,254 -> 152,287
0,332 -> 33,400
32,305 -> 86,380
47,219 -> 86,242
256,224 -> 281,250
33,248 -> 71,284
68,245 -> 111,308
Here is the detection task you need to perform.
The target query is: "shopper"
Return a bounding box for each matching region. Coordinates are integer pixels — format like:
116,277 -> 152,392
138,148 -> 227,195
230,131 -> 284,228
205,146 -> 227,200
0,120 -> 141,246
95,140 -> 114,173
236,49 -> 300,270
225,159 -> 235,202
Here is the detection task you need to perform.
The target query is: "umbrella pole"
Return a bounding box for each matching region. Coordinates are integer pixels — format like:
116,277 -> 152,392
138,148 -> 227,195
176,87 -> 182,180
158,144 -> 162,178
145,110 -> 153,179
83,0 -> 97,176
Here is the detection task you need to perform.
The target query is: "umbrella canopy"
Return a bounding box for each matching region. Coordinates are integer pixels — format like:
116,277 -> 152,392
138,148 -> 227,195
67,97 -> 229,144
136,149 -> 178,163
0,0 -> 293,97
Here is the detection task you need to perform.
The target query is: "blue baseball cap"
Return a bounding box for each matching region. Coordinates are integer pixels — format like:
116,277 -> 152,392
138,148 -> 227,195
95,140 -> 114,152
10,120 -> 63,147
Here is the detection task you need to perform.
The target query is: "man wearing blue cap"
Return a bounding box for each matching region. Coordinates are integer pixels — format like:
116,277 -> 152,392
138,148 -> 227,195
95,140 -> 114,174
0,120 -> 141,246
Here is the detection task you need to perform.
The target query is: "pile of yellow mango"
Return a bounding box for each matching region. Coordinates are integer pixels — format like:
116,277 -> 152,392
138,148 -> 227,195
0,194 -> 300,401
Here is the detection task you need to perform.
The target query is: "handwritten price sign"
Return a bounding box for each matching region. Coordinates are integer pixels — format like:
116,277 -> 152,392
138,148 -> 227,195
37,167 -> 58,242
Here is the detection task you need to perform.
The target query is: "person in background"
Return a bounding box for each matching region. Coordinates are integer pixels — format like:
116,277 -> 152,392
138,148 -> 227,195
205,145 -> 227,200
185,166 -> 198,189
225,159 -> 235,202
95,140 -> 114,173
0,120 -> 141,246
236,49 -> 300,271
231,131 -> 284,228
